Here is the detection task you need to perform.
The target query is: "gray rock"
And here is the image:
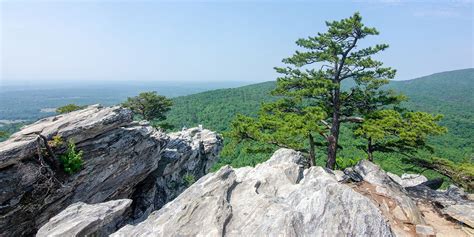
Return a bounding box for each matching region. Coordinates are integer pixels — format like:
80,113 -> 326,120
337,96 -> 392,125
36,199 -> 132,237
333,170 -> 346,182
415,224 -> 435,236
387,172 -> 428,187
129,127 -> 222,223
446,184 -> 467,199
405,179 -> 474,230
405,184 -> 474,229
0,105 -> 134,169
408,185 -> 448,204
442,204 -> 474,228
350,160 -> 425,225
387,172 -> 403,185
112,148 -> 394,237
0,105 -> 222,236
401,173 -> 428,187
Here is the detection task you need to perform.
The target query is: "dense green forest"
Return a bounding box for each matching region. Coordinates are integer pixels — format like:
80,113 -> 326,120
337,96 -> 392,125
164,69 -> 474,187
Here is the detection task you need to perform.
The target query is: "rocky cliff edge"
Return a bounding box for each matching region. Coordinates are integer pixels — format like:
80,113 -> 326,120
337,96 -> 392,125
0,105 -> 222,236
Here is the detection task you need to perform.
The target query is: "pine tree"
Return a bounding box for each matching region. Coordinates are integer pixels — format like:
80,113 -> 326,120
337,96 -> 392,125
228,98 -> 326,166
122,91 -> 173,122
273,12 -> 398,169
354,110 -> 447,161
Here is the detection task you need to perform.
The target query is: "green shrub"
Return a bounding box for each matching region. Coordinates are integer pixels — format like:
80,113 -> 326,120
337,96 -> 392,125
56,104 -> 85,114
60,140 -> 84,174
336,156 -> 362,170
0,131 -> 8,139
183,173 -> 196,187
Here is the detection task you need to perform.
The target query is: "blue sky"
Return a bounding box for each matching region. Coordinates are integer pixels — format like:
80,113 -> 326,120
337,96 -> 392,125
1,0 -> 472,83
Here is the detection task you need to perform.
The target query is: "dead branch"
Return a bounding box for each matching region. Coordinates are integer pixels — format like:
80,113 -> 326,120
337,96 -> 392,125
36,133 -> 60,170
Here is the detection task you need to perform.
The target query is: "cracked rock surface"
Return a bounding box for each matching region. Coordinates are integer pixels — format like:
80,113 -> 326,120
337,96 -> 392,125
0,105 -> 222,236
112,149 -> 393,237
36,199 -> 132,237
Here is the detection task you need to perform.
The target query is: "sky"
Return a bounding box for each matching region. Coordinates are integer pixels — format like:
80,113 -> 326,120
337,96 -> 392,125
0,0 -> 473,84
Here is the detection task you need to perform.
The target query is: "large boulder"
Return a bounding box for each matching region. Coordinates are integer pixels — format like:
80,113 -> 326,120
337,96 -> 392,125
112,149 -> 393,236
36,199 -> 132,237
0,105 -> 222,236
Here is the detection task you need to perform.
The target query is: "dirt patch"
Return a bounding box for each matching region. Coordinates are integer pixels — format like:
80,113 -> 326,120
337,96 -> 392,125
351,181 -> 417,236
417,202 -> 470,237
350,181 -> 472,237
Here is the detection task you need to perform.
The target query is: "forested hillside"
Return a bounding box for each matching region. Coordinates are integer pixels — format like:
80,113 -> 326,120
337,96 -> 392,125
165,68 -> 474,183
165,82 -> 276,131
389,69 -> 474,161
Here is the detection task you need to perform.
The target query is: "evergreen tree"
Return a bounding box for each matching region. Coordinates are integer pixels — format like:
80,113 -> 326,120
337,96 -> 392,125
122,91 -> 173,122
273,12 -> 398,169
354,110 -> 447,161
228,98 -> 326,166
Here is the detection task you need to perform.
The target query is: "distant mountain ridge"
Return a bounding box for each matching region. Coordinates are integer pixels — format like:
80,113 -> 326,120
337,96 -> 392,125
391,68 -> 474,111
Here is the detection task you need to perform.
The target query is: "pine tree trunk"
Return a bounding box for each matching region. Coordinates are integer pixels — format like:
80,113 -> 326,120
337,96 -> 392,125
327,123 -> 339,169
308,133 -> 316,167
367,137 -> 373,161
326,88 -> 340,170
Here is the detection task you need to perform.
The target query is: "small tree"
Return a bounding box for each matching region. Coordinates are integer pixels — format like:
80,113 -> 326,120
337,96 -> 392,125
56,104 -> 85,114
228,98 -> 326,166
354,110 -> 447,161
183,173 -> 196,187
122,91 -> 173,122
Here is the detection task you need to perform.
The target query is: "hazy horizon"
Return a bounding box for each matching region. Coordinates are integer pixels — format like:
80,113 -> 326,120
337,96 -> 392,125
1,0 -> 473,84
2,67 -> 472,88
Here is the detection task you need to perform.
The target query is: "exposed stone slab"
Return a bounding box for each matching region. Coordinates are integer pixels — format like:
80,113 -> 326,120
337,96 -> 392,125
37,199 -> 132,237
112,149 -> 393,237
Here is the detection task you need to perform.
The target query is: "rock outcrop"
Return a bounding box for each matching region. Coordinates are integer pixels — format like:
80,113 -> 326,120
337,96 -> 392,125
0,105 -> 222,236
345,160 -> 425,236
112,149 -> 394,236
347,160 -> 474,236
387,172 -> 428,187
37,147 -> 474,237
36,199 -> 132,237
129,127 -> 222,223
406,183 -> 474,229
